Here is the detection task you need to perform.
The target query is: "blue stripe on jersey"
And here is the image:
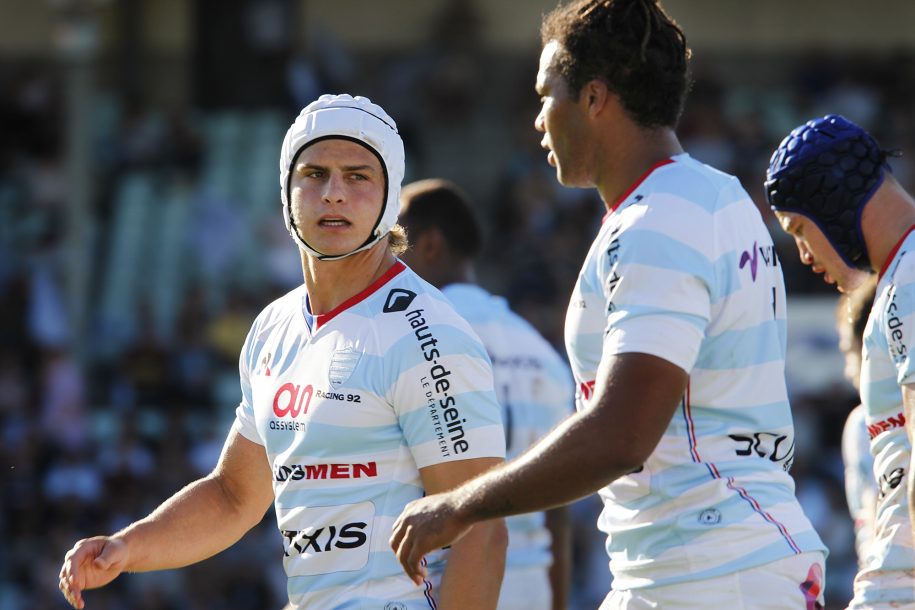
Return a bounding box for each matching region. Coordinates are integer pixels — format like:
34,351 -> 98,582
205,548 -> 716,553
285,552 -> 438,609
684,402 -> 793,431
377,325 -> 492,381
866,375 -> 903,412
607,306 -> 708,333
693,321 -> 787,369
615,228 -> 715,284
266,421 -> 405,456
397,390 -> 502,442
712,252 -> 743,303
276,481 -> 422,517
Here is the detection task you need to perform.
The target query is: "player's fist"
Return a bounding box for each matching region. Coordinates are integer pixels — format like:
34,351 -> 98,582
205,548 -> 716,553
389,492 -> 472,585
59,536 -> 129,609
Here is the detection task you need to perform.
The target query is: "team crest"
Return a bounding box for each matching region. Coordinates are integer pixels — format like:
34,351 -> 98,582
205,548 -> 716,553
329,347 -> 361,386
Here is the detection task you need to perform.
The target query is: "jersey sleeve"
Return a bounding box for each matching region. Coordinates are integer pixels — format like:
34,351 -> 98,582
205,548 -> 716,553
600,214 -> 712,374
387,306 -> 506,469
233,318 -> 264,445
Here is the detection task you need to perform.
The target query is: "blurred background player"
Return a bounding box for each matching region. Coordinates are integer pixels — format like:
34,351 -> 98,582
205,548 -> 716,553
767,113 -> 915,610
398,178 -> 574,610
58,94 -> 507,610
836,276 -> 879,570
391,1 -> 827,608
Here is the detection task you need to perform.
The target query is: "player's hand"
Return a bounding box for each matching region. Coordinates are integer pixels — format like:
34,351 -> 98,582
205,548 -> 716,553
59,536 -> 129,609
389,492 -> 473,585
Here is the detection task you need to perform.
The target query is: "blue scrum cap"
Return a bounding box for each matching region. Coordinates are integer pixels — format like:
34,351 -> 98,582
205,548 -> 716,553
765,114 -> 890,270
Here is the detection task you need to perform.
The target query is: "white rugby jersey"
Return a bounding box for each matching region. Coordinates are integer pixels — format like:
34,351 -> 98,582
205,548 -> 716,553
442,284 -> 574,576
841,404 -> 876,568
851,227 -> 915,608
564,154 -> 825,589
234,261 -> 506,609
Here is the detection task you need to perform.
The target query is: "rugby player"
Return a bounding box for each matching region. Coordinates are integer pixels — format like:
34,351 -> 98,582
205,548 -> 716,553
390,1 -> 827,608
767,114 -> 915,609
59,94 -> 507,609
398,178 -> 574,610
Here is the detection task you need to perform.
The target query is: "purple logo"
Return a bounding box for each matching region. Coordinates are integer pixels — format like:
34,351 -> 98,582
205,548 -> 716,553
739,242 -> 759,281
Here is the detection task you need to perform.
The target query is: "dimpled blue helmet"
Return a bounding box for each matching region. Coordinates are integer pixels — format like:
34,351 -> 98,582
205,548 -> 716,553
765,114 -> 890,270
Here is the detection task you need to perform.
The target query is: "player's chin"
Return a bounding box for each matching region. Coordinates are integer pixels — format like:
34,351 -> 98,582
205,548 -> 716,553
555,172 -> 590,189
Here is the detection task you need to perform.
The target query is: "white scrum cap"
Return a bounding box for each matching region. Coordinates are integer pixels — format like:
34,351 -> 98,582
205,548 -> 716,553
279,94 -> 405,260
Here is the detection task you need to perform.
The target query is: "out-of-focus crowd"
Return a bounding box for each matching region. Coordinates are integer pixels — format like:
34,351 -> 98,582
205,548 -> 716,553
2,11 -> 915,607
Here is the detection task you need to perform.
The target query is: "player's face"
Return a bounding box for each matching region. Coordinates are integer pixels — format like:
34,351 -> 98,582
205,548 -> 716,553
289,139 -> 385,257
535,41 -> 593,187
775,211 -> 868,293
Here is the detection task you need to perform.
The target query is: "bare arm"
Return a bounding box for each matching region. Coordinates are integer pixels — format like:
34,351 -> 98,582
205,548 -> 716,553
545,505 -> 570,610
391,352 -> 687,582
903,384 -> 915,537
416,457 -> 507,610
59,428 -> 274,608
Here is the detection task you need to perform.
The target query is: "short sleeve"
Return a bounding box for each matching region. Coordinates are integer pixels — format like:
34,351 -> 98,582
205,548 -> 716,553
233,321 -> 264,445
388,314 -> 505,469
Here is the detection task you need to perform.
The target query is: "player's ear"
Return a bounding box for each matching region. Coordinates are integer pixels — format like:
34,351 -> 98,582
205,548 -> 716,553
582,79 -> 609,119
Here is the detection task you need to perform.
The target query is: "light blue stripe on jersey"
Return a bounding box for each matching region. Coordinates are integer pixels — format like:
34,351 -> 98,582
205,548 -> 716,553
684,403 -> 792,430
286,552 -> 440,608
608,306 -> 708,333
265,422 -> 405,456
612,228 -> 714,282
693,321 -> 787,369
866,375 -> 903,410
398,390 -> 502,440
277,481 -> 421,517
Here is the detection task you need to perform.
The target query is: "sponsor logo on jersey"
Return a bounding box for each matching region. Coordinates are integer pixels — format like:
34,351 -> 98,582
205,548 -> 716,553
727,431 -> 795,470
329,347 -> 361,386
383,288 -> 417,313
739,242 -> 779,282
698,508 -> 721,525
282,521 -> 368,557
278,503 -> 374,575
867,411 -> 906,440
406,307 -> 470,456
274,461 -> 378,482
886,289 -> 908,363
273,382 -> 314,419
879,466 -> 905,499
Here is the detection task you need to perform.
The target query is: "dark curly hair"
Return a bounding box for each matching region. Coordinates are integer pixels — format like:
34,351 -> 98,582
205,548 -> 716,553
541,0 -> 692,129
